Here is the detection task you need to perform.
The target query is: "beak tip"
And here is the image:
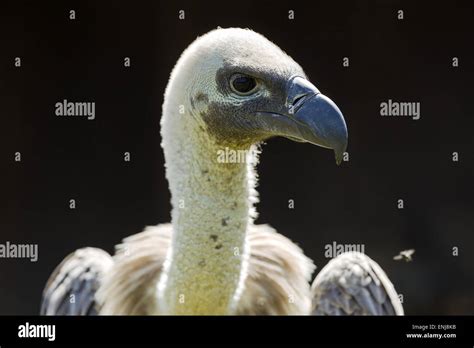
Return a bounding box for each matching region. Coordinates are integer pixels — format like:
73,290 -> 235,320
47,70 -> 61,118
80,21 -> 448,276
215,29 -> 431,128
334,140 -> 347,166
335,150 -> 344,165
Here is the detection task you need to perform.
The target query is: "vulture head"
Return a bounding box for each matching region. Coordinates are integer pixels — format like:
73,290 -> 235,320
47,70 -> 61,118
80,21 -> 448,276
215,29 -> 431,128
166,27 -> 348,163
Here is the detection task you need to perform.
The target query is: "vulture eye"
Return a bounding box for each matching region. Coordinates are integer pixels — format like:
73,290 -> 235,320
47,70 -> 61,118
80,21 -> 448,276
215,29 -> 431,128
230,74 -> 258,95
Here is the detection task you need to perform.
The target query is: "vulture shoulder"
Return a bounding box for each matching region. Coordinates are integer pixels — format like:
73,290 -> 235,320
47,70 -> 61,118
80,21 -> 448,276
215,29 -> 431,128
42,224 -> 314,315
311,252 -> 404,315
236,224 -> 315,315
96,224 -> 172,315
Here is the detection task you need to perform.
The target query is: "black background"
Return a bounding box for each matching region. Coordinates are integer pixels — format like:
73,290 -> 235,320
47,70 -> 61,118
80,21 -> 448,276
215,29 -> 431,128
0,0 -> 473,315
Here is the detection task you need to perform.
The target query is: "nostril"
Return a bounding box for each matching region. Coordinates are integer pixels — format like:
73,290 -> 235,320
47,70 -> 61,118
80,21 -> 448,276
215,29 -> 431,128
290,94 -> 307,113
292,94 -> 306,106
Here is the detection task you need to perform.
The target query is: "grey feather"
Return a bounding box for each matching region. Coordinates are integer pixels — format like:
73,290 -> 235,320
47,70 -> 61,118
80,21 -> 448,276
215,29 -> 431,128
311,252 -> 404,316
41,247 -> 113,315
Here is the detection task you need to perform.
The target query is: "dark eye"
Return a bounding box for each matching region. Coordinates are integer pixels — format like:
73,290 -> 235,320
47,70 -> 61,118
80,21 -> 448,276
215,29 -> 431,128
230,74 -> 258,95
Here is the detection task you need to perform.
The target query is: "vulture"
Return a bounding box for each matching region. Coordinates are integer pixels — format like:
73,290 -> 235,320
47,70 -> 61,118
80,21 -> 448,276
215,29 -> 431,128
41,28 -> 403,316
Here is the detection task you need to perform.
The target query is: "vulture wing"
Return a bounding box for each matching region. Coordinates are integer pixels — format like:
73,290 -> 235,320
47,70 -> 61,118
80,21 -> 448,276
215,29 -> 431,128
40,247 -> 113,315
311,252 -> 404,315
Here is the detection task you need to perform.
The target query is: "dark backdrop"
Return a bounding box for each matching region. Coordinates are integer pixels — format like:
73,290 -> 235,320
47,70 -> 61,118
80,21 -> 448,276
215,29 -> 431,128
0,0 -> 473,315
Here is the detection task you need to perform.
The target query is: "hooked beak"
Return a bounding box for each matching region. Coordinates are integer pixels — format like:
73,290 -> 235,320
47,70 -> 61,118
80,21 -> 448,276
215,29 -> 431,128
256,76 -> 348,165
